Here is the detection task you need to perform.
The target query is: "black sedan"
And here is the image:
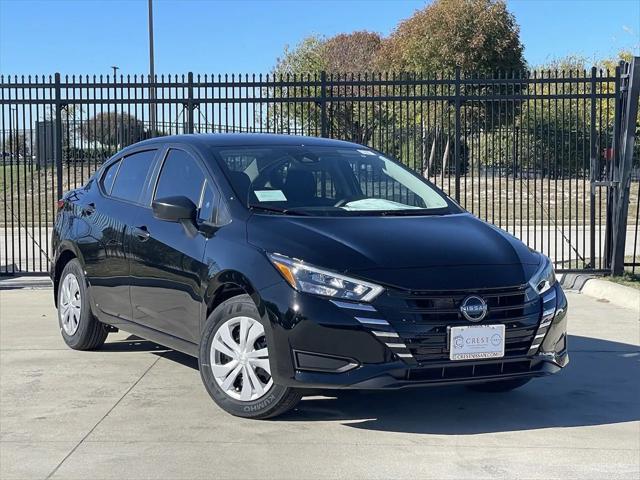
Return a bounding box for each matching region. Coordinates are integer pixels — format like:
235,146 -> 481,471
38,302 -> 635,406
50,134 -> 568,418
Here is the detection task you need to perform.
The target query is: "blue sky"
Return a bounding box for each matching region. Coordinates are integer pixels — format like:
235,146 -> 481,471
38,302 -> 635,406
0,0 -> 638,75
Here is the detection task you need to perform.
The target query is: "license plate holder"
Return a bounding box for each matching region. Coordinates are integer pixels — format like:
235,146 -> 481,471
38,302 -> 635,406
449,324 -> 505,361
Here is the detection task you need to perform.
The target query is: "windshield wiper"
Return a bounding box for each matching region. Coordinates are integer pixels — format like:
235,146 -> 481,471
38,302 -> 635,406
248,204 -> 310,216
380,209 -> 447,216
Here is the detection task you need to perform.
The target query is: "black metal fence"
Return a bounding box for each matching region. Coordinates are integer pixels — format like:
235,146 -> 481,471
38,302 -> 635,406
1,63 -> 639,275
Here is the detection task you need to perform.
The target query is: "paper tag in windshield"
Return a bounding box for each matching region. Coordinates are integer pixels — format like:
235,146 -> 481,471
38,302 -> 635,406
255,190 -> 287,202
357,149 -> 376,156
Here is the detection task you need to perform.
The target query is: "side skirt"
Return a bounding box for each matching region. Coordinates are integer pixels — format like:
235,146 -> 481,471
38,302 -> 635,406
100,316 -> 199,357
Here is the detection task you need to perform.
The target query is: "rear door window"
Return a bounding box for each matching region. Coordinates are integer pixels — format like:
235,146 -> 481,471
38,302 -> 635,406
110,150 -> 157,203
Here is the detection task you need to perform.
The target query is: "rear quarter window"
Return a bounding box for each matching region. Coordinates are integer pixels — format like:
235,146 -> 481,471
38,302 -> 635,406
100,160 -> 121,194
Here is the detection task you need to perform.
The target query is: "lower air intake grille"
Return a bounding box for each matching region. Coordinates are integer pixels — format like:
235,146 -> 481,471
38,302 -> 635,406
408,360 -> 533,381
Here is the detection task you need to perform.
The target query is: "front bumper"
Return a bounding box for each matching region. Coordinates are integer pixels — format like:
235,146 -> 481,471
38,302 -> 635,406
258,282 -> 568,390
288,353 -> 567,389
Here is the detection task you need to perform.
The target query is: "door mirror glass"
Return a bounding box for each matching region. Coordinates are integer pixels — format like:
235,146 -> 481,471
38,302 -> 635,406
152,196 -> 197,222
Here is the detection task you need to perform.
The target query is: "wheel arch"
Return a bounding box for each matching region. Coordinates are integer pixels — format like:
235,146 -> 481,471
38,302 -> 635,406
52,243 -> 85,307
204,270 -> 263,321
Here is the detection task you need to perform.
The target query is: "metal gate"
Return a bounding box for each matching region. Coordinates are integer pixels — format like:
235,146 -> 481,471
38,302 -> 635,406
1,61 -> 638,275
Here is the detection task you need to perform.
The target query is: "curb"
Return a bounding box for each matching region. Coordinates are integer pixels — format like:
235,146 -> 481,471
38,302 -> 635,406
0,276 -> 52,290
581,278 -> 640,313
561,273 -> 640,313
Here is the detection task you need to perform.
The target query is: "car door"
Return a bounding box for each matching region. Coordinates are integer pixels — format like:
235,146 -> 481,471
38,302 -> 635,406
80,149 -> 158,324
128,146 -> 217,343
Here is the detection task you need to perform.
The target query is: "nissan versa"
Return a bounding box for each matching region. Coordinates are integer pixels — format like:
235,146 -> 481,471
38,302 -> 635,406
50,134 -> 568,418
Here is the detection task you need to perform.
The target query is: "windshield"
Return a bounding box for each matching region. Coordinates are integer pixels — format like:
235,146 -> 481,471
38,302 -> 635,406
212,145 -> 455,216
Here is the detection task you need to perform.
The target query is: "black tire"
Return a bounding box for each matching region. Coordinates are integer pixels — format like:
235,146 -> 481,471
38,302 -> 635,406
57,258 -> 108,350
198,294 -> 302,419
466,378 -> 532,393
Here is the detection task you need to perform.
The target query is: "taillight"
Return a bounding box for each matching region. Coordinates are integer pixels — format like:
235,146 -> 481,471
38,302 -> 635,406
57,199 -> 65,210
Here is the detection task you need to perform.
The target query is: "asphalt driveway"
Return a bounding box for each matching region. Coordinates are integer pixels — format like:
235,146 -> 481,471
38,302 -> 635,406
1,288 -> 638,479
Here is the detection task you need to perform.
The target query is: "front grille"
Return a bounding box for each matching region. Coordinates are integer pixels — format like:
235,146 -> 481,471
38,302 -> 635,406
383,285 -> 541,364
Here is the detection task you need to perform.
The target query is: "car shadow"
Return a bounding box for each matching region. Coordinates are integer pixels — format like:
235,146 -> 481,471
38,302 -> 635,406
281,335 -> 640,434
117,334 -> 639,434
101,335 -> 171,353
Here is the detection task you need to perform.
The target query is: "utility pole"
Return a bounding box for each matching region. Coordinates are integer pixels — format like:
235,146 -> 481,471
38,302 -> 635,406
111,65 -> 119,79
148,0 -> 156,132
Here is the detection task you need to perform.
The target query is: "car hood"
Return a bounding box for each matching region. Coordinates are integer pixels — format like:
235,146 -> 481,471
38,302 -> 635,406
247,212 -> 541,290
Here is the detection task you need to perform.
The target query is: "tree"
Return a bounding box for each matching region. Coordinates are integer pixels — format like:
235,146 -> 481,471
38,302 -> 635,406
502,52 -> 639,177
82,112 -> 144,148
268,32 -> 389,145
377,0 -> 525,74
377,0 -> 526,173
275,31 -> 382,75
322,32 -> 383,72
274,36 -> 326,75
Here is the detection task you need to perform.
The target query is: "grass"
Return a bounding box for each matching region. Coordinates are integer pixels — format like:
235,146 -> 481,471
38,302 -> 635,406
1,163 -> 100,225
608,272 -> 640,290
433,175 -> 639,228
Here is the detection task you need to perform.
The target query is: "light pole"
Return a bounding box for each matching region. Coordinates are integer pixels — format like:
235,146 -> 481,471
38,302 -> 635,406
111,66 -> 119,145
148,0 -> 156,132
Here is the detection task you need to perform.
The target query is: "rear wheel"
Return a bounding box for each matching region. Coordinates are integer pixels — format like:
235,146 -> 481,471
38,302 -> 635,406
57,259 -> 108,350
198,294 -> 301,419
466,378 -> 531,393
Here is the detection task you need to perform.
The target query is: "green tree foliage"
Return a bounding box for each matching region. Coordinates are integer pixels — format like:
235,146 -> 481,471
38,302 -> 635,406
379,0 -> 527,174
269,31 -> 389,143
270,0 -> 529,173
377,0 -> 525,74
275,36 -> 326,75
501,52 -> 638,176
269,2 -> 635,178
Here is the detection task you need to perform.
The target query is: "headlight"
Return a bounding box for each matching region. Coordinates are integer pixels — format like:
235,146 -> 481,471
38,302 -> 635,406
268,253 -> 384,302
529,256 -> 556,294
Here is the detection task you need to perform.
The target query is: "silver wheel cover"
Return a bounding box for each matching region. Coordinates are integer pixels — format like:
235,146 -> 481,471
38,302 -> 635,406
59,272 -> 82,336
210,316 -> 273,402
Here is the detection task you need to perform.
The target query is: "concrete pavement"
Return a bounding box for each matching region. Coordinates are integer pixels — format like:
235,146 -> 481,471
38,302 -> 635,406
0,288 -> 639,479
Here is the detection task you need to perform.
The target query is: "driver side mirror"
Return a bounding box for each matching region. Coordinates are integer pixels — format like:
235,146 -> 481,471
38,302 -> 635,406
152,196 -> 196,222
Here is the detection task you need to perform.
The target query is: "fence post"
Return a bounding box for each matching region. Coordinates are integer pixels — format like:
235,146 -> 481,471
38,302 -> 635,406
589,66 -> 597,269
454,66 -> 461,202
53,73 -> 63,201
186,72 -> 194,134
611,57 -> 640,276
604,65 -> 622,268
320,71 -> 328,138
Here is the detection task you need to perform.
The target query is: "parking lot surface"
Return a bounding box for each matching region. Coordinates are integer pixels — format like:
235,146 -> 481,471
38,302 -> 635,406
1,288 -> 639,479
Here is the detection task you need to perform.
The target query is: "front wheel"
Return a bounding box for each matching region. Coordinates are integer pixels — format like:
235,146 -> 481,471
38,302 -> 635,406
198,294 -> 302,419
466,378 -> 531,392
57,259 -> 108,350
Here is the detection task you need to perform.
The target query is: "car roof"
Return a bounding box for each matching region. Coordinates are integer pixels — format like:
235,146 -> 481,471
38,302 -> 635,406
126,133 -> 364,150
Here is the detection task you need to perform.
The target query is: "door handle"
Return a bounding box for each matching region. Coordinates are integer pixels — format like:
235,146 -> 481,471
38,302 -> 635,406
133,226 -> 150,241
81,203 -> 95,216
